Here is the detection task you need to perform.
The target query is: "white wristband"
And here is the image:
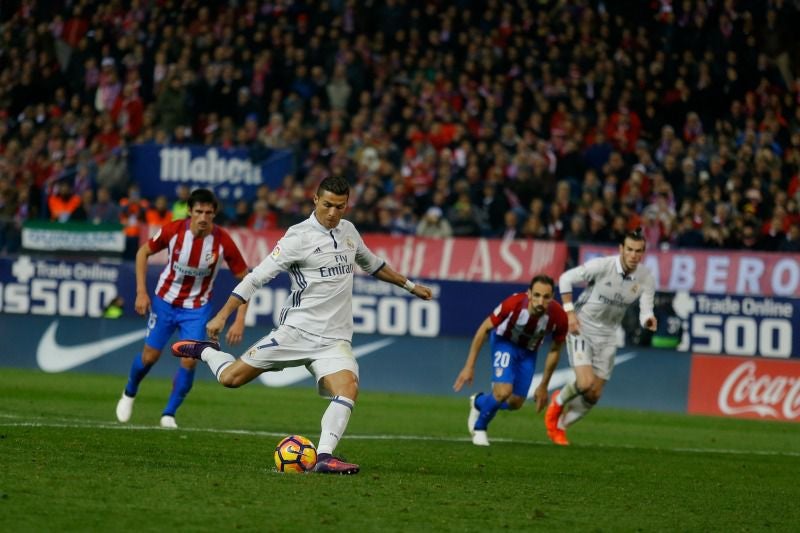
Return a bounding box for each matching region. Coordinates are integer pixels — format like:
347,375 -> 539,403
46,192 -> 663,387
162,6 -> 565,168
562,302 -> 574,313
403,279 -> 416,292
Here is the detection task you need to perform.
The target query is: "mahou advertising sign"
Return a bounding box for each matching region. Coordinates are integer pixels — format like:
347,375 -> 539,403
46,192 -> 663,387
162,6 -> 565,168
688,355 -> 800,422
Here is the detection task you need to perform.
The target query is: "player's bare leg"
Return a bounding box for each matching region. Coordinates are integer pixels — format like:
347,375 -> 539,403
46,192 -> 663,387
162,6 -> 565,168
546,365 -> 595,445
561,376 -> 606,428
171,340 -> 262,387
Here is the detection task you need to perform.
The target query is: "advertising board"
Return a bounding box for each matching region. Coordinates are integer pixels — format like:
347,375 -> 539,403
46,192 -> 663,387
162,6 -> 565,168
624,290 -> 799,359
127,143 -> 294,201
580,245 -> 800,297
688,355 -> 800,422
0,255 -> 524,337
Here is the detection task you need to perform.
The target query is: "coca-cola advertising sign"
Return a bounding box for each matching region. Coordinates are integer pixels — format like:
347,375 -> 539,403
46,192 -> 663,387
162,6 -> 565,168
688,355 -> 800,422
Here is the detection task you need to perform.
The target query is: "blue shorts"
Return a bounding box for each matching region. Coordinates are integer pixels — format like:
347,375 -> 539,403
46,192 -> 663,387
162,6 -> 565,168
489,331 -> 538,397
144,296 -> 212,351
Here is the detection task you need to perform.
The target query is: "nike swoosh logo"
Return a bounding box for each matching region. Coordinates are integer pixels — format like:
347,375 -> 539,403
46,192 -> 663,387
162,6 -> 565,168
526,351 -> 637,398
36,320 -> 146,373
257,338 -> 396,387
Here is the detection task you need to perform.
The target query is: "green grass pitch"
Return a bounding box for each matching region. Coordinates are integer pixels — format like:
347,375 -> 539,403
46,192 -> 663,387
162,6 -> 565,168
1,368 -> 798,532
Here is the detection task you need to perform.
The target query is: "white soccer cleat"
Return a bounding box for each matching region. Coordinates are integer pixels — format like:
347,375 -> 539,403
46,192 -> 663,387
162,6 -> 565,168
159,415 -> 178,429
468,394 -> 480,436
115,392 -> 135,423
472,430 -> 490,446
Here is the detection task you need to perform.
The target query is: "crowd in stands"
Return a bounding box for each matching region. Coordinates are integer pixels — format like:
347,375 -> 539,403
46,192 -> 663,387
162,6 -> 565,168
2,0 -> 800,259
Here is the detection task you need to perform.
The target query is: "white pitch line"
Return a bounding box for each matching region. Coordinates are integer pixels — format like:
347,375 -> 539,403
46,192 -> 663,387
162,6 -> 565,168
1,413 -> 798,458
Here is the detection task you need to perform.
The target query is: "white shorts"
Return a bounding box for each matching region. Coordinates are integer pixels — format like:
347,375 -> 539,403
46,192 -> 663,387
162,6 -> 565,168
566,332 -> 617,380
240,325 -> 359,386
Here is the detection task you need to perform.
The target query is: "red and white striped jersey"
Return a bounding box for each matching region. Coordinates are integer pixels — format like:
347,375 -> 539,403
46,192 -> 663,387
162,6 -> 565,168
149,219 -> 248,309
489,293 -> 568,351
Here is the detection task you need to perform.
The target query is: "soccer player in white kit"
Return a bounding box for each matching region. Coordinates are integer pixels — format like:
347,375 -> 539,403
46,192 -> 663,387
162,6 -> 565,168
172,176 -> 433,474
544,228 -> 656,445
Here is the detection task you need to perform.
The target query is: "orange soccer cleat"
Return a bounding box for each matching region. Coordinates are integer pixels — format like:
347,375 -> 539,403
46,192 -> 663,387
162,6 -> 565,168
548,427 -> 570,446
544,390 -> 564,434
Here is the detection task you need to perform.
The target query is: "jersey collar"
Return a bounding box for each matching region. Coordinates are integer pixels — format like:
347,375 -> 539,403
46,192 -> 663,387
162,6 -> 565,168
309,212 -> 339,233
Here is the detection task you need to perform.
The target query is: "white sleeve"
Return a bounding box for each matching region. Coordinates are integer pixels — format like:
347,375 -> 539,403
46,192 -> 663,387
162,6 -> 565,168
232,229 -> 304,302
638,272 -> 656,326
354,232 -> 385,274
558,257 -> 604,294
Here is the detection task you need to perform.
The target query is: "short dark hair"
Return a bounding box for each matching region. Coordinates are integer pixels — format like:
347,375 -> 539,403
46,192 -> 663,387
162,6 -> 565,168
622,227 -> 645,245
317,176 -> 350,197
188,188 -> 218,211
529,274 -> 555,291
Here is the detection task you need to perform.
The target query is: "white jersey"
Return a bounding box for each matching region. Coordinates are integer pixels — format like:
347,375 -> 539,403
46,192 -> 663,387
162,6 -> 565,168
233,213 -> 385,341
558,255 -> 655,338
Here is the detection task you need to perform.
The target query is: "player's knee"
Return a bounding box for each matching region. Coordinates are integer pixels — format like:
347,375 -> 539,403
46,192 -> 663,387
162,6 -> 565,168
322,371 -> 359,400
507,396 -> 525,410
180,359 -> 198,370
583,387 -> 602,404
141,350 -> 161,365
575,377 -> 593,394
340,379 -> 359,401
492,389 -> 512,403
218,370 -> 243,388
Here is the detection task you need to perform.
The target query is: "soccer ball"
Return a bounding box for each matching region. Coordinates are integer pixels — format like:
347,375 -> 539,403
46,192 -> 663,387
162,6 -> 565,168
274,435 -> 317,473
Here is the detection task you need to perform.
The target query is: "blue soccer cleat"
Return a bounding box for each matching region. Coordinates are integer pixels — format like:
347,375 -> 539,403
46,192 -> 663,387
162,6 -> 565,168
171,339 -> 220,359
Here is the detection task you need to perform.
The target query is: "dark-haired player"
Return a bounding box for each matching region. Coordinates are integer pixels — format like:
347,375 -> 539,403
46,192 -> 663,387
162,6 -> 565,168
545,229 -> 656,445
116,188 -> 249,428
453,275 -> 568,446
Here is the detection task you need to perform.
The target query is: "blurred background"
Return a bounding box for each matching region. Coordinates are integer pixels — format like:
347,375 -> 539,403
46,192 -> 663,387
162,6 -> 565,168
1,0 -> 798,423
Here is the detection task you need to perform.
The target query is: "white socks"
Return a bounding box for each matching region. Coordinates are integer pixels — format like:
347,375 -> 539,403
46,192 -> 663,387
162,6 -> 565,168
201,347 -> 235,382
559,395 -> 593,429
557,380 -> 580,405
317,396 -> 354,455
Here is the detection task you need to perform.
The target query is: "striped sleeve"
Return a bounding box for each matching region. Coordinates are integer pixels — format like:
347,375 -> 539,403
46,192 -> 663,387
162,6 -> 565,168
231,229 -> 303,301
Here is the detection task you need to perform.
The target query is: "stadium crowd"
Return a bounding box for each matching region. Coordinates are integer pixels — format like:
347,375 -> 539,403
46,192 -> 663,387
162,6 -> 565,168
2,0 -> 800,258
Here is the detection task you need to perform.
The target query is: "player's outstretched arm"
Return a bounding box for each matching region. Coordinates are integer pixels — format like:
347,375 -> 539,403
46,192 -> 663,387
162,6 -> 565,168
534,339 -> 565,412
225,269 -> 251,345
639,277 -> 657,332
134,243 -> 154,315
207,294 -> 245,341
453,317 -> 493,392
560,294 -> 581,334
372,264 -> 433,300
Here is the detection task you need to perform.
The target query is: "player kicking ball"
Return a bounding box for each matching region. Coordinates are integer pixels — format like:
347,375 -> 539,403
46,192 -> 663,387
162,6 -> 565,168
545,228 -> 656,445
453,275 -> 567,446
172,176 -> 433,474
